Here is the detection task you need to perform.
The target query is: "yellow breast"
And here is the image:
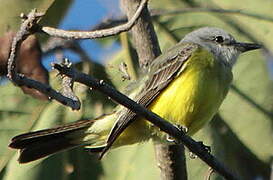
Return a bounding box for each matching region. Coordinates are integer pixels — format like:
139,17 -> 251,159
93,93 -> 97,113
148,48 -> 232,136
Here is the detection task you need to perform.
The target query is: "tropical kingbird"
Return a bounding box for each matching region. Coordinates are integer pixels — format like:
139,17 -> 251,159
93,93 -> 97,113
9,27 -> 261,163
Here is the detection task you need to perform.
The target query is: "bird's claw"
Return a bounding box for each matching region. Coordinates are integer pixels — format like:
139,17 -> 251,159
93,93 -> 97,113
166,124 -> 188,143
197,141 -> 211,153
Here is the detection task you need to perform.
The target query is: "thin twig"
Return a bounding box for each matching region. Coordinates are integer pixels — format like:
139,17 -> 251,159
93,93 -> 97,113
6,0 -> 147,110
59,59 -> 81,102
205,167 -> 214,180
42,37 -> 94,64
40,0 -> 148,39
120,32 -> 137,80
53,63 -> 239,180
7,9 -> 43,79
41,37 -> 75,54
7,9 -> 80,110
13,74 -> 81,110
74,8 -> 273,34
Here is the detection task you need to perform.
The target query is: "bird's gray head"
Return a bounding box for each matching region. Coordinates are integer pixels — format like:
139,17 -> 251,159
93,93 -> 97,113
181,27 -> 261,66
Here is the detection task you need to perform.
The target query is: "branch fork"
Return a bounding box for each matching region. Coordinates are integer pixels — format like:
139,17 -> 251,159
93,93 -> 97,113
6,1 -> 238,179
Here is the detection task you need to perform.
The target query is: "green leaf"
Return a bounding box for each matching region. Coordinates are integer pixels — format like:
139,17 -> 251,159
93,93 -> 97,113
2,101 -> 64,180
1,0 -> 273,179
0,82 -> 48,172
0,0 -> 73,36
101,143 -> 160,180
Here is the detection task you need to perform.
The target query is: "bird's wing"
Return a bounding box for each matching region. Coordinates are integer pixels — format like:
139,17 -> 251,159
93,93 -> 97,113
100,43 -> 198,157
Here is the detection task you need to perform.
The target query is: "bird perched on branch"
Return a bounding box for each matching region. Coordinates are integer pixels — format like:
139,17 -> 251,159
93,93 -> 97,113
9,27 -> 261,163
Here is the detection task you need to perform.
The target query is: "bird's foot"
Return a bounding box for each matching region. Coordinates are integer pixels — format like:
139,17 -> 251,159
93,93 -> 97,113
197,141 -> 211,153
166,124 -> 188,143
188,142 -> 211,159
176,125 -> 188,134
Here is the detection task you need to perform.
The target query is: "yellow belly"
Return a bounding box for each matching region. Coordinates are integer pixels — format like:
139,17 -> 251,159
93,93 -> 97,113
113,48 -> 232,146
148,52 -> 232,136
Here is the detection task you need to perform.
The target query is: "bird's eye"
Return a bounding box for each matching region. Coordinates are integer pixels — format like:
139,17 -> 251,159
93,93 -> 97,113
214,36 -> 224,43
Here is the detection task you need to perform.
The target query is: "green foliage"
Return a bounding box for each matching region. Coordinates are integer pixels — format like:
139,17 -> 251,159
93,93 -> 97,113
0,0 -> 273,179
0,0 -> 73,36
101,143 -> 160,180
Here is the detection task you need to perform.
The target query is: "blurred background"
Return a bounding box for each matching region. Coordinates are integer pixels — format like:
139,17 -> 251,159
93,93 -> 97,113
0,0 -> 272,179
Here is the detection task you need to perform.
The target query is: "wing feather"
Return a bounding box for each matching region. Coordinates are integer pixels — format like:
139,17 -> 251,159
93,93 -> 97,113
100,43 -> 198,157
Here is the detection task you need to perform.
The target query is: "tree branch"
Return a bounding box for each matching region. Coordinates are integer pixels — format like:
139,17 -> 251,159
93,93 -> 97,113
154,143 -> 187,180
11,74 -> 81,110
7,4 -> 242,179
7,9 -> 44,79
74,8 -> 273,34
119,1 -> 185,179
7,9 -> 80,110
6,0 -> 148,110
52,62 -> 239,180
120,0 -> 161,68
39,0 -> 148,39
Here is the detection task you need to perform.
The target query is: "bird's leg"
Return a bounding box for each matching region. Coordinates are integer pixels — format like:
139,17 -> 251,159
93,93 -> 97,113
166,125 -> 211,154
167,125 -> 211,159
188,141 -> 211,159
166,124 -> 188,143
197,141 -> 211,153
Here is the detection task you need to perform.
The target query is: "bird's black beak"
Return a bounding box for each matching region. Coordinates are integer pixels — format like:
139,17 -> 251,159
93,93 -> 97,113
233,42 -> 262,53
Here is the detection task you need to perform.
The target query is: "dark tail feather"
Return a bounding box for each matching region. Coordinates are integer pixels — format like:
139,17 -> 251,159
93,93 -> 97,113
9,119 -> 95,163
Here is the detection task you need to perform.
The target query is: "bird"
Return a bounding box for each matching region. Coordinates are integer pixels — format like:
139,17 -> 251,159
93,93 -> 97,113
9,27 -> 261,163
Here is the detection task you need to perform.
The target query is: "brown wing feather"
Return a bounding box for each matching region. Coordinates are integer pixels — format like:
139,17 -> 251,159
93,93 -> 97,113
100,43 -> 198,157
